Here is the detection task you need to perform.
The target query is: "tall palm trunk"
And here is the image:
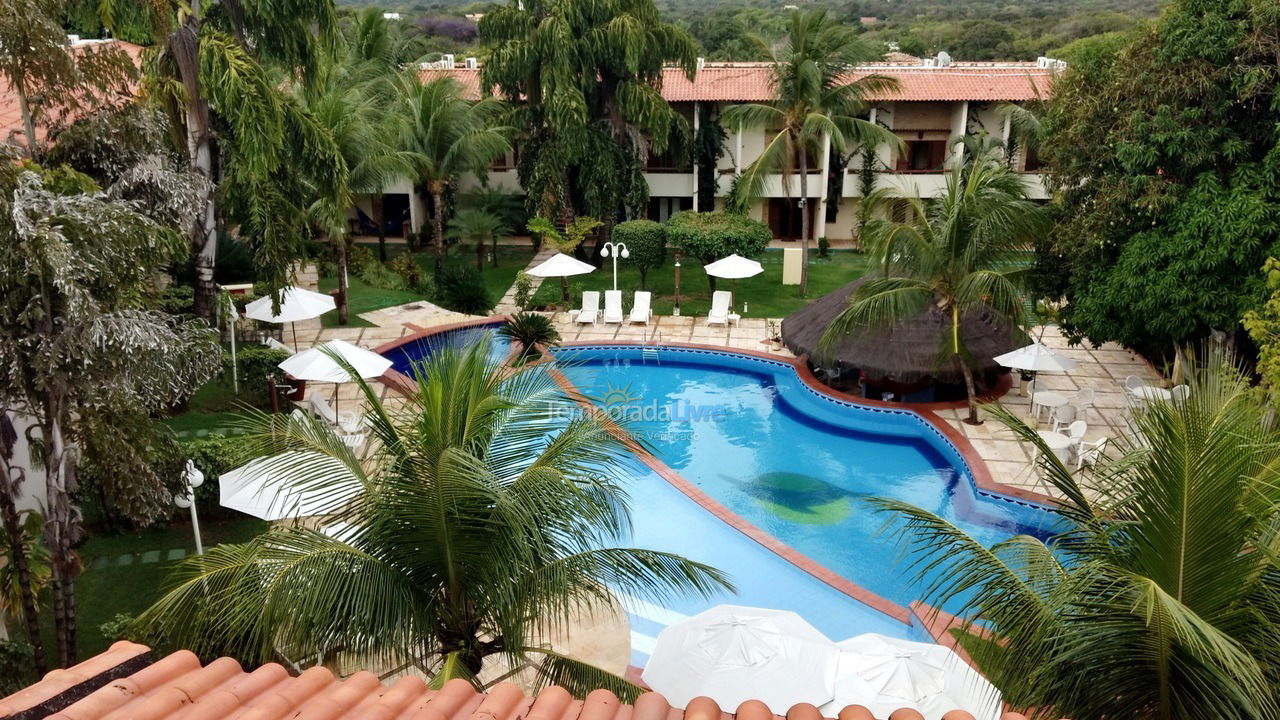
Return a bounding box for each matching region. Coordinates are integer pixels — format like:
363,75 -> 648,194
430,184 -> 446,274
173,12 -> 219,321
797,135 -> 811,296
372,194 -> 388,262
42,397 -> 78,666
0,414 -> 46,673
335,234 -> 350,325
953,305 -> 981,424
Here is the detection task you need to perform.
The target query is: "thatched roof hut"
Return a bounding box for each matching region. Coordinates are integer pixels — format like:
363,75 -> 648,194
781,277 -> 1025,388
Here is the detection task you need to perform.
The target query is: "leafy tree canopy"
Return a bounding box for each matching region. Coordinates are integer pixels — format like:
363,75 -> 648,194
1035,0 -> 1280,355
613,219 -> 667,288
666,211 -> 770,265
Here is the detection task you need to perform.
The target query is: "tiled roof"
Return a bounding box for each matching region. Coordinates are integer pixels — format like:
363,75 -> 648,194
0,643 -> 1036,720
419,61 -> 1057,103
0,39 -> 143,146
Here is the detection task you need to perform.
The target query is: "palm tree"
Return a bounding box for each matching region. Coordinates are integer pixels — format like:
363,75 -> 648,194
820,141 -> 1046,423
135,339 -> 730,696
724,9 -> 899,296
874,351 -> 1280,720
448,208 -> 511,271
402,77 -> 511,273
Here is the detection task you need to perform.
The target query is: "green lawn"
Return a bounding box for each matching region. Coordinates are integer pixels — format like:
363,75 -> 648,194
318,242 -> 536,327
531,248 -> 869,318
39,515 -> 269,659
163,373 -> 259,438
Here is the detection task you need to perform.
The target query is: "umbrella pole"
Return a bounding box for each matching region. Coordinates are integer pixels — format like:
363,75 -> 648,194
292,322 -> 298,350
561,276 -> 569,305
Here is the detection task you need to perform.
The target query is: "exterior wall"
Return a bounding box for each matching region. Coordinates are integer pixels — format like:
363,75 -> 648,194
5,411 -> 48,516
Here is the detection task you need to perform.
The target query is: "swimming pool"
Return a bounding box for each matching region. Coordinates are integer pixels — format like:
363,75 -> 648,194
379,321 -> 512,376
554,345 -> 1054,612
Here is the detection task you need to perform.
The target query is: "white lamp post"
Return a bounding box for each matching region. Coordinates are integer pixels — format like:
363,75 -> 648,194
600,241 -> 629,291
174,460 -> 205,555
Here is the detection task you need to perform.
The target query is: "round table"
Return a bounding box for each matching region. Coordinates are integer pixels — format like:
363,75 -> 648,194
1033,390 -> 1068,422
1037,430 -> 1074,463
1130,385 -> 1171,402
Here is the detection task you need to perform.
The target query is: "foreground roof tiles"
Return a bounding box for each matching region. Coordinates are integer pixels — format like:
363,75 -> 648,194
0,643 -> 1036,720
420,62 -> 1056,104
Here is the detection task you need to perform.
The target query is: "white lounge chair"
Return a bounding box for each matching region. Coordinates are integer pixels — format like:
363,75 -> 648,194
266,337 -> 295,354
309,395 -> 355,429
603,290 -> 624,324
1170,384 -> 1191,402
629,291 -> 652,324
706,290 -> 732,326
576,291 -> 600,324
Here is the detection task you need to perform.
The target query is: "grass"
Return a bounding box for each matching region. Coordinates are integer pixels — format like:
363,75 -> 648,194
318,242 -> 536,327
531,248 -> 870,318
27,515 -> 269,660
162,373 -> 261,438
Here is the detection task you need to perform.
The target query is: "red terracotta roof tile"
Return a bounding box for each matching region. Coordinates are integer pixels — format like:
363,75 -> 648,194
0,646 -> 1040,720
417,61 -> 1057,104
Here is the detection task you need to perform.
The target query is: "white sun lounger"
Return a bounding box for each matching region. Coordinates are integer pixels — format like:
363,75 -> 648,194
603,290 -> 624,324
629,291 -> 652,324
266,337 -> 296,354
309,395 -> 357,429
706,290 -> 732,326
576,291 -> 600,324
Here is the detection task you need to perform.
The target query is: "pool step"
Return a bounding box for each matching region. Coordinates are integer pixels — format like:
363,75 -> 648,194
641,346 -> 659,364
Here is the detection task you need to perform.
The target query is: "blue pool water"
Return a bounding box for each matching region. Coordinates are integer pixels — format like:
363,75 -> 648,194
555,346 -> 1055,613
380,323 -> 511,376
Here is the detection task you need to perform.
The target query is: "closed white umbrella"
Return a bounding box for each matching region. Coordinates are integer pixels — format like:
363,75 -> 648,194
526,252 -> 596,303
642,605 -> 839,711
993,342 -> 1076,373
819,634 -> 1002,720
703,254 -> 764,311
219,451 -> 361,521
244,286 -> 336,348
278,339 -> 392,415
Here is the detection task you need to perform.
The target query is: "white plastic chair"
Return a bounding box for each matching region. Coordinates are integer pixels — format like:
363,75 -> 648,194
1050,404 -> 1078,432
1071,387 -> 1095,410
706,290 -> 732,326
575,291 -> 600,324
1076,437 -> 1108,470
629,291 -> 652,324
1066,420 -> 1088,442
309,395 -> 340,425
1026,379 -> 1044,420
1124,374 -> 1145,391
603,290 -> 624,324
1170,384 -> 1191,402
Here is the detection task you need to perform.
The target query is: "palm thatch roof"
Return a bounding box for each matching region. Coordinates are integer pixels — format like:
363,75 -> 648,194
781,277 -> 1025,386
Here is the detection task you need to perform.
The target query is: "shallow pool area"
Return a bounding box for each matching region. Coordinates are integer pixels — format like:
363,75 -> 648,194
379,322 -> 512,376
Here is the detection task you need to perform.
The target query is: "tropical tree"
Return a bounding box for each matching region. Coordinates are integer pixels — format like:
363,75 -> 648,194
613,220 -> 667,289
666,211 -> 771,292
0,413 -> 46,670
724,9 -> 899,295
479,0 -> 697,259
448,208 -> 511,271
820,141 -> 1046,423
135,339 -> 730,696
0,158 -> 222,666
876,351 -> 1280,720
402,77 -> 511,272
99,0 -> 344,319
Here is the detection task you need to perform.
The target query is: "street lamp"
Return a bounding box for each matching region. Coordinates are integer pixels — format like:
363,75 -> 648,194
600,241 -> 629,291
174,460 -> 205,555
673,251 -> 682,317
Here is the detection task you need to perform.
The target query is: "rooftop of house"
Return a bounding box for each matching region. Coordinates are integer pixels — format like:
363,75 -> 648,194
419,57 -> 1060,104
0,642 -> 1037,720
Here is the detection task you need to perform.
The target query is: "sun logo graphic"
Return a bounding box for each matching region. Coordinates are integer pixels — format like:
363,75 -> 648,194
599,381 -> 640,409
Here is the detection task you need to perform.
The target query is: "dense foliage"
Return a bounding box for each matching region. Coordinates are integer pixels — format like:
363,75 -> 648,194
612,220 -> 667,288
497,312 -> 560,358
666,211 -> 771,290
881,354 -> 1280,720
1035,0 -> 1280,355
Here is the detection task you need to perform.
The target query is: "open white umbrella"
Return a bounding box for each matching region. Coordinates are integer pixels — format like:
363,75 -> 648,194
244,286 -> 336,348
642,605 -> 839,711
219,451 -> 361,521
703,254 -> 764,310
278,339 -> 392,415
993,342 -> 1077,373
819,634 -> 1002,720
526,252 -> 596,303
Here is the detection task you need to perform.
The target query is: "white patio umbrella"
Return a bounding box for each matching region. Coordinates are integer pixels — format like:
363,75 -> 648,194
703,254 -> 764,310
278,339 -> 392,415
219,451 -> 361,521
243,286 -> 336,348
642,605 -> 839,711
819,634 -> 1002,720
526,252 -> 596,303
993,342 -> 1077,373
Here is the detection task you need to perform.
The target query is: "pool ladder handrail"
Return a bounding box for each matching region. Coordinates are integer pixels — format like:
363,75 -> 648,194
642,330 -> 661,364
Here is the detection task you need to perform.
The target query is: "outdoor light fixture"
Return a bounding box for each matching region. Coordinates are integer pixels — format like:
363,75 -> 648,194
174,460 -> 205,555
673,252 -> 682,317
601,241 -> 629,290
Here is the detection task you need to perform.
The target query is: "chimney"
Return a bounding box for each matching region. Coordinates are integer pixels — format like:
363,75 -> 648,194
935,51 -> 951,67
696,56 -> 706,72
465,57 -> 478,69
441,53 -> 455,68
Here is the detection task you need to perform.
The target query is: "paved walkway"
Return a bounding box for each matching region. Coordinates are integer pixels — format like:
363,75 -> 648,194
493,245 -> 557,313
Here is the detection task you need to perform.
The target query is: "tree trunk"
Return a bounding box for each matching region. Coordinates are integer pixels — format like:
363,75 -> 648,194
431,186 -> 446,274
15,76 -> 37,156
954,306 -> 981,424
0,416 -> 47,673
335,234 -> 350,325
175,13 -> 219,321
798,144 -> 811,297
42,400 -> 79,667
475,239 -> 485,271
490,235 -> 499,269
372,194 -> 388,262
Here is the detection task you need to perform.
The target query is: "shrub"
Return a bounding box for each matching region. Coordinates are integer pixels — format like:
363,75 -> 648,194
237,345 -> 291,385
818,236 -> 831,259
513,271 -> 535,310
183,434 -> 243,515
158,284 -> 195,315
0,640 -> 36,694
436,266 -> 492,315
99,613 -> 140,643
614,220 -> 666,288
666,211 -> 771,289
388,252 -> 430,293
359,258 -> 407,290
498,312 -> 560,358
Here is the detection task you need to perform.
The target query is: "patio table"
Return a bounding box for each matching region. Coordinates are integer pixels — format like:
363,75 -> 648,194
1037,429 -> 1074,463
1130,385 -> 1171,402
1033,390 -> 1068,422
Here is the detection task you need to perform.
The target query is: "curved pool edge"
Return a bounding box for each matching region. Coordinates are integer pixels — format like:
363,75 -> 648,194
372,315 -> 515,394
